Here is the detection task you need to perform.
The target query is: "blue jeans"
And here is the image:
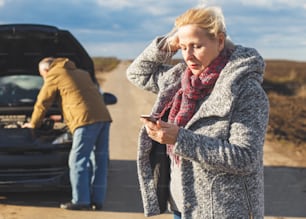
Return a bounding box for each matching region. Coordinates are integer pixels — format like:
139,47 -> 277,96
174,211 -> 181,219
69,121 -> 110,205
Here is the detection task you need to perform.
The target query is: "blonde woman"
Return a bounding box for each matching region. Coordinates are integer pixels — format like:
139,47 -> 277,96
127,5 -> 269,219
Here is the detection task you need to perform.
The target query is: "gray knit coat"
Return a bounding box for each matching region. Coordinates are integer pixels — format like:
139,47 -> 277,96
126,37 -> 269,219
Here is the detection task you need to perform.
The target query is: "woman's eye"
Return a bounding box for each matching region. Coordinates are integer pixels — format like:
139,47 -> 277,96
193,45 -> 201,49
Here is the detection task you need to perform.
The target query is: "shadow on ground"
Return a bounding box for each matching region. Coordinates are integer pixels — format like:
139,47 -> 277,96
1,161 -> 306,217
0,160 -> 143,213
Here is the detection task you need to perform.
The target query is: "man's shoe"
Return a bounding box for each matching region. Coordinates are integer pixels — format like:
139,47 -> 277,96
91,203 -> 103,211
60,202 -> 91,210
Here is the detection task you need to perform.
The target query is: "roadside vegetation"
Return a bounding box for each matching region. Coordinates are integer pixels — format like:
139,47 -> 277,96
92,57 -> 120,72
263,60 -> 306,146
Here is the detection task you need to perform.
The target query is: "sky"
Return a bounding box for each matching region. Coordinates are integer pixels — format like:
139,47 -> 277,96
0,0 -> 305,61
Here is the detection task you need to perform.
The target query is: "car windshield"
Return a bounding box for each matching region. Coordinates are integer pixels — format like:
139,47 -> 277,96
0,75 -> 43,106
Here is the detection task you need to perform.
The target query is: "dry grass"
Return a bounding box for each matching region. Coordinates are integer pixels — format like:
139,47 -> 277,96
92,57 -> 120,72
264,60 -> 306,146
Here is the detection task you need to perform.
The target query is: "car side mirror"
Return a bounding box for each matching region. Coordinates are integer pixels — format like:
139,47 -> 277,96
103,92 -> 117,105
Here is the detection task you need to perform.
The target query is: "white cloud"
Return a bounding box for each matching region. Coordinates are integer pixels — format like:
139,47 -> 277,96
259,46 -> 306,61
0,0 -> 303,61
0,0 -> 5,7
277,0 -> 306,8
198,0 -> 306,10
84,41 -> 152,59
96,0 -> 132,10
239,0 -> 306,9
95,0 -> 198,15
143,5 -> 172,16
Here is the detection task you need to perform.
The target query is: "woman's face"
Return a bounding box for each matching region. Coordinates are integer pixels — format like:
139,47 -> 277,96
178,24 -> 225,75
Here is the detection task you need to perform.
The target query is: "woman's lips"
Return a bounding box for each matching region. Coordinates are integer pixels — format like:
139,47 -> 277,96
189,63 -> 199,69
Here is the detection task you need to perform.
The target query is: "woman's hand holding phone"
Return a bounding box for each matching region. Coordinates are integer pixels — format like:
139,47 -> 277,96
140,114 -> 158,123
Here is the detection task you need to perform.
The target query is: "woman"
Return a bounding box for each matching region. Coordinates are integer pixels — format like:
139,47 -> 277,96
127,6 -> 269,219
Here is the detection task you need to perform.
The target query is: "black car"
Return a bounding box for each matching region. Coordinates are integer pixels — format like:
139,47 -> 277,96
0,24 -> 116,191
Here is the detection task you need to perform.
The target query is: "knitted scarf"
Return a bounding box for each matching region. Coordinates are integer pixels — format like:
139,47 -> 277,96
165,50 -> 230,165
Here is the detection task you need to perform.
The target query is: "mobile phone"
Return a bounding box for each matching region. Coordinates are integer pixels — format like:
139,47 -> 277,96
140,114 -> 158,123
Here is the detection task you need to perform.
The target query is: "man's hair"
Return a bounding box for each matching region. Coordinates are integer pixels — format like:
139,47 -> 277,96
39,57 -> 55,72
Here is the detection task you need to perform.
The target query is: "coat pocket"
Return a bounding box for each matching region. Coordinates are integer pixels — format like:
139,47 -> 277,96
211,174 -> 252,218
243,178 -> 254,219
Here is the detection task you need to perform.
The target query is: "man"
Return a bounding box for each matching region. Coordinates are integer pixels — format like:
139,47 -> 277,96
23,57 -> 112,210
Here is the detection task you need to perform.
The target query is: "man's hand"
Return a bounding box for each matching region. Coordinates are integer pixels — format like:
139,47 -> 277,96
49,115 -> 62,121
22,122 -> 33,128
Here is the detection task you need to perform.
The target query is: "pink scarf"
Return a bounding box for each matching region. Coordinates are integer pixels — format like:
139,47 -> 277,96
165,51 -> 230,165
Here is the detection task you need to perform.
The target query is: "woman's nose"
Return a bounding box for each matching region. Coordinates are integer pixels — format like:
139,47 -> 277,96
185,48 -> 194,60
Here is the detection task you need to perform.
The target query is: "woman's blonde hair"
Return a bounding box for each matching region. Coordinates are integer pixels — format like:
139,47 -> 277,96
175,6 -> 226,39
159,6 -> 231,61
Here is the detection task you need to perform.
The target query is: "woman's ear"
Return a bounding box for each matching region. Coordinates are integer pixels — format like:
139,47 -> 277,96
217,32 -> 226,52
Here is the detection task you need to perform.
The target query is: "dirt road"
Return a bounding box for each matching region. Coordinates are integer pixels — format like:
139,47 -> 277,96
0,61 -> 305,219
0,61 -> 170,219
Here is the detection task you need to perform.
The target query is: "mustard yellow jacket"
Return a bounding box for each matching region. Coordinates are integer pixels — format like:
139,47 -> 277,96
30,58 -> 112,133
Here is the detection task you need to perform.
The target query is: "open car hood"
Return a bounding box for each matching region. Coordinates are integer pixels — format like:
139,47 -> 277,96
0,24 -> 96,82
